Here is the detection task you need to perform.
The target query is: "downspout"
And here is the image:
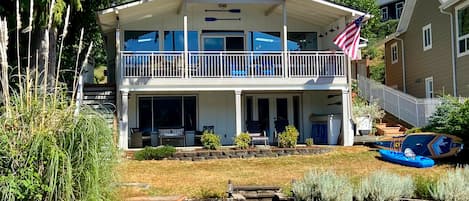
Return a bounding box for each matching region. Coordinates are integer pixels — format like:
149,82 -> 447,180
393,37 -> 407,93
440,8 -> 457,96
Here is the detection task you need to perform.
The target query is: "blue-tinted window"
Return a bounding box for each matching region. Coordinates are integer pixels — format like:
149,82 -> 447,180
164,31 -> 199,51
287,32 -> 318,51
249,32 -> 281,51
248,32 -> 317,51
124,31 -> 159,51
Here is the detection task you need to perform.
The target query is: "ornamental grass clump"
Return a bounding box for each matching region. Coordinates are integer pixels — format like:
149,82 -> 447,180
293,170 -> 353,201
429,165 -> 469,201
0,3 -> 117,200
354,170 -> 414,201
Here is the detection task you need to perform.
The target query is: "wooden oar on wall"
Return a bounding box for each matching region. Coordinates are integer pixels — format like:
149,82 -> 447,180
204,9 -> 241,13
205,17 -> 241,22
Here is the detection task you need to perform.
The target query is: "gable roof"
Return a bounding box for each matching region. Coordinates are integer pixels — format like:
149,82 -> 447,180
395,0 -> 416,35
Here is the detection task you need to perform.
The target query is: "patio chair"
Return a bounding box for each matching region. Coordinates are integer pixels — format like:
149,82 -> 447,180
274,119 -> 289,144
246,121 -> 268,146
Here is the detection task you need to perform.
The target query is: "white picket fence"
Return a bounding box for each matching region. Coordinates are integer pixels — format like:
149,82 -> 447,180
357,75 -> 441,128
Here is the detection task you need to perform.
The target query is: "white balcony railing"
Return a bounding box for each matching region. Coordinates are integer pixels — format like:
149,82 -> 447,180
121,51 -> 346,79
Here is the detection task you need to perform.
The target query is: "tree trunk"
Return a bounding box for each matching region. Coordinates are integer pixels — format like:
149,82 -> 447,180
32,27 -> 58,88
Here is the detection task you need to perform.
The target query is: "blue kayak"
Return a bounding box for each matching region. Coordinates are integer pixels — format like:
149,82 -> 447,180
379,149 -> 435,168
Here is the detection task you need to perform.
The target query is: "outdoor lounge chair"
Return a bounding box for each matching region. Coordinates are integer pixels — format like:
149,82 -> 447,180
246,120 -> 268,146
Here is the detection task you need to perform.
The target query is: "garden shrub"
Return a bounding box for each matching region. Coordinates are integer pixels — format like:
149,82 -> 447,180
354,170 -> 414,201
201,131 -> 221,150
305,138 -> 314,146
414,175 -> 436,200
278,125 -> 299,148
425,96 -> 469,141
293,170 -> 353,201
429,165 -> 469,201
234,132 -> 251,149
134,146 -> 176,160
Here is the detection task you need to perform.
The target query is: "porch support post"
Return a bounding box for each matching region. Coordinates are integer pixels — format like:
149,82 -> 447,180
281,0 -> 288,78
119,90 -> 129,150
235,90 -> 242,136
342,89 -> 353,146
183,0 -> 189,78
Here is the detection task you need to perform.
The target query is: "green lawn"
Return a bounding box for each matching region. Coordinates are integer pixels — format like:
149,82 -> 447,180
117,146 -> 455,199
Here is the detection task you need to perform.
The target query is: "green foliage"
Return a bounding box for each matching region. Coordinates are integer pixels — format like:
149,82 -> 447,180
201,131 -> 221,150
234,132 -> 251,149
293,170 -> 353,201
330,0 -> 380,39
425,96 -> 469,141
429,165 -> 469,201
0,94 -> 118,200
405,127 -> 423,134
134,146 -> 176,160
197,188 -> 224,199
369,63 -> 385,83
278,125 -> 299,148
354,171 -> 414,201
305,138 -> 314,146
414,176 -> 436,200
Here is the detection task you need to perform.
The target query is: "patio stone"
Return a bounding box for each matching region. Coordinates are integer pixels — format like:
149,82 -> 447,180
255,154 -> 267,158
210,151 -> 223,157
183,152 -> 198,157
242,154 -> 255,158
230,155 -> 242,159
196,152 -> 210,157
173,153 -> 185,158
180,157 -> 193,161
217,155 -> 229,159
205,156 -> 218,160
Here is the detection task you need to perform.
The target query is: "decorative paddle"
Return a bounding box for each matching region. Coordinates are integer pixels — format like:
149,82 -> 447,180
205,17 -> 241,22
204,9 -> 241,13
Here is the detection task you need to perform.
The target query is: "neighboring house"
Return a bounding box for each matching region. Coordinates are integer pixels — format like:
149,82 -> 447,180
97,0 -> 370,150
384,0 -> 469,98
378,0 -> 406,21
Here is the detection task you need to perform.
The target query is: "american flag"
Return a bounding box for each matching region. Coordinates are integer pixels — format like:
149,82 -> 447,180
333,15 -> 365,60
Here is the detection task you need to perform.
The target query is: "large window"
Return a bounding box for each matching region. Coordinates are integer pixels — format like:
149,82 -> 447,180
457,2 -> 469,56
138,96 -> 197,131
287,32 -> 318,51
124,31 -> 159,51
381,7 -> 389,21
395,2 -> 404,19
164,31 -> 199,51
391,42 -> 398,64
248,31 -> 318,51
422,24 -> 432,51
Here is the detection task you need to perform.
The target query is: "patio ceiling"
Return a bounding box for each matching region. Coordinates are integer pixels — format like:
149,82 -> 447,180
97,0 -> 370,33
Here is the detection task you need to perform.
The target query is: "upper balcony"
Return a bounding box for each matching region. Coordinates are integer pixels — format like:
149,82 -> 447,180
119,51 -> 348,90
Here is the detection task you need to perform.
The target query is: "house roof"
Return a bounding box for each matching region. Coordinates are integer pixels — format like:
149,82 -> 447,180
395,0 -> 416,35
97,0 -> 371,33
439,0 -> 461,9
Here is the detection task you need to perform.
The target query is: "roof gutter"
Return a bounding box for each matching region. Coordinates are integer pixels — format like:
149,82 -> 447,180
440,8 -> 457,96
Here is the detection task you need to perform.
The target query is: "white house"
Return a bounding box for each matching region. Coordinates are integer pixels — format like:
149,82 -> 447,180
97,0 -> 371,150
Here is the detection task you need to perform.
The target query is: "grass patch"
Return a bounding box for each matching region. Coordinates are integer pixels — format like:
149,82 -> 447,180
117,146 -> 452,199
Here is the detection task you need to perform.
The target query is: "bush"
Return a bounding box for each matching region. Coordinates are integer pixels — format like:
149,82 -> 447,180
354,170 -> 414,201
293,170 -> 353,201
429,165 -> 469,201
352,97 -> 385,125
134,146 -> 176,160
305,138 -> 314,146
278,125 -> 299,148
201,131 -> 221,150
234,132 -> 251,149
425,96 -> 469,141
414,176 -> 436,200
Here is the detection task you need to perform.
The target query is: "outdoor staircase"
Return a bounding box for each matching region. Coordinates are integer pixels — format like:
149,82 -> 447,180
82,84 -> 117,129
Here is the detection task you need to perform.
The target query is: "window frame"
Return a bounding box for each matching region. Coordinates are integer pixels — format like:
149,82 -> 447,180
456,1 -> 469,57
425,77 -> 434,98
422,24 -> 432,51
395,2 -> 404,19
391,42 -> 399,64
381,7 -> 389,21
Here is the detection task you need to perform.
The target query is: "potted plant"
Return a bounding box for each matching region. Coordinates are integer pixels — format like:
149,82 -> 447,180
352,97 -> 385,135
